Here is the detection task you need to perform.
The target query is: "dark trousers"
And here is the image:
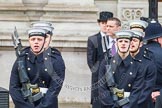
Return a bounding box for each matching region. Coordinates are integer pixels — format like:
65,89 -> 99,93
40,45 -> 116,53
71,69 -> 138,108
139,98 -> 154,108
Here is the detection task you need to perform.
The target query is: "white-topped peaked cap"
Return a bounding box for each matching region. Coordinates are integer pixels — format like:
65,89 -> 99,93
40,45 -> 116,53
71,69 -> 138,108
131,30 -> 144,37
115,30 -> 134,39
31,21 -> 52,27
129,20 -> 148,30
28,28 -> 47,38
131,30 -> 144,41
31,21 -> 54,35
32,26 -> 54,35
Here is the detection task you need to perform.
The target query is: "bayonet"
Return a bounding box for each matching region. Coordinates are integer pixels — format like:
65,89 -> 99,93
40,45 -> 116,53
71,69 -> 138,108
11,27 -> 23,57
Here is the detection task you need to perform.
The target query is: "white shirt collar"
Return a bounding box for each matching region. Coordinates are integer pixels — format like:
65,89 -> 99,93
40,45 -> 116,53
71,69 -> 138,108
109,36 -> 116,43
100,31 -> 106,37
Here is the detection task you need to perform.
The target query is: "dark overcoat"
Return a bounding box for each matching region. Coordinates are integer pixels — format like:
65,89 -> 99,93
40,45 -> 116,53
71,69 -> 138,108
9,47 -> 65,108
98,54 -> 143,108
87,32 -> 107,107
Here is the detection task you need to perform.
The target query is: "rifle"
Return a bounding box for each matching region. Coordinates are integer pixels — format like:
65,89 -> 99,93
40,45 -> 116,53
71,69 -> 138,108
103,36 -> 129,107
11,27 -> 43,104
11,27 -> 23,57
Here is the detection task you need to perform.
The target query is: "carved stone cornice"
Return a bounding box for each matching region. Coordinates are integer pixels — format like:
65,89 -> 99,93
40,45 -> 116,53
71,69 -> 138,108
121,8 -> 144,21
117,1 -> 148,29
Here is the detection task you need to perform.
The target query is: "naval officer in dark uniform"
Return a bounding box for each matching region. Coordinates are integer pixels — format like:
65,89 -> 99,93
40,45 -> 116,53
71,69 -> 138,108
98,30 -> 143,108
129,30 -> 156,108
9,28 -> 65,108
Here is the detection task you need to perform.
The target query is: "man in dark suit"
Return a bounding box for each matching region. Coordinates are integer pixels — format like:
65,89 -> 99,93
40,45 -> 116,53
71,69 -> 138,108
143,20 -> 162,108
87,11 -> 113,108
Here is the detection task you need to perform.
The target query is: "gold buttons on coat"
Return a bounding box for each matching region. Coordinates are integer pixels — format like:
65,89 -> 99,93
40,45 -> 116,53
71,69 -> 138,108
129,72 -> 132,75
44,57 -> 47,60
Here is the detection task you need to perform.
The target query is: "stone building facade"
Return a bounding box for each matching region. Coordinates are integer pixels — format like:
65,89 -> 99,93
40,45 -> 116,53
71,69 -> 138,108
0,0 -> 162,108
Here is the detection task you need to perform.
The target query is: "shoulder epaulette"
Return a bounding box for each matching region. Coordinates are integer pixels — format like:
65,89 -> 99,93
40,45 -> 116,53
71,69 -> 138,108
143,47 -> 153,60
51,47 -> 61,56
133,57 -> 142,63
19,47 -> 30,57
143,54 -> 152,60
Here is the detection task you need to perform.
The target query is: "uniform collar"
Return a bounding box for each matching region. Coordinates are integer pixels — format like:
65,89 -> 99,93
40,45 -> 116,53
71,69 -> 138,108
133,48 -> 143,62
43,47 -> 51,56
113,54 -> 133,67
36,52 -> 44,63
112,54 -> 122,66
27,50 -> 44,63
123,54 -> 134,66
